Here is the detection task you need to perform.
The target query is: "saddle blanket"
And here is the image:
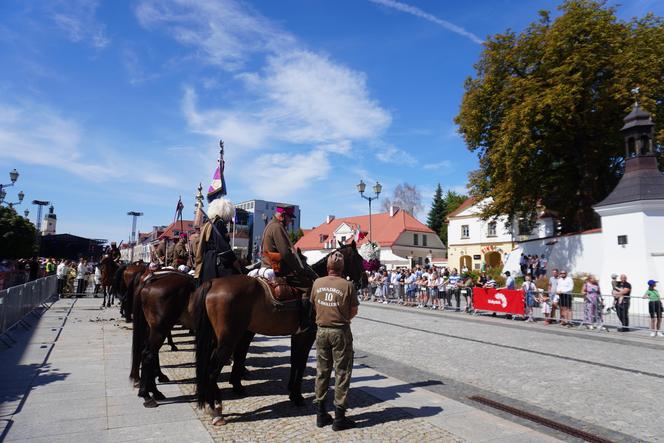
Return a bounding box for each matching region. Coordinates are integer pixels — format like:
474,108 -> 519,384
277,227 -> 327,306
248,267 -> 276,281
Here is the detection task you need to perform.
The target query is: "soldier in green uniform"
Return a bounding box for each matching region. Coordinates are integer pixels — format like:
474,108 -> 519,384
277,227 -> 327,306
173,234 -> 190,267
260,205 -> 318,328
310,251 -> 358,431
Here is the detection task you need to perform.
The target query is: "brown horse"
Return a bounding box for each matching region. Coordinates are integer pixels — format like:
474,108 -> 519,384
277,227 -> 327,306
115,263 -> 147,322
194,242 -> 367,424
99,255 -> 119,308
130,270 -> 198,407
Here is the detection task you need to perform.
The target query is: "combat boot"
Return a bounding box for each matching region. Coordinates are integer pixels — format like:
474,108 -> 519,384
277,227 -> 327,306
316,401 -> 333,428
332,407 -> 356,431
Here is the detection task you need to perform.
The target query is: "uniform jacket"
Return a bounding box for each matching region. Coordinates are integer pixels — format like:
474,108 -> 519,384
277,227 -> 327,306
261,216 -> 301,276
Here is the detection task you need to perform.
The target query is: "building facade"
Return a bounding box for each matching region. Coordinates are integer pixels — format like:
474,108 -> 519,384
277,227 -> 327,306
447,198 -> 554,272
234,200 -> 300,261
295,206 -> 445,269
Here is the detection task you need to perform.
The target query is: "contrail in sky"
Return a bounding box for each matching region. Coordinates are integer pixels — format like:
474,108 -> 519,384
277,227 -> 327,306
369,0 -> 484,45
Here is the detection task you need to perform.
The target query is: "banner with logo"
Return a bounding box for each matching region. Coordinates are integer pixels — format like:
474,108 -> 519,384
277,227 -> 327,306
472,288 -> 525,315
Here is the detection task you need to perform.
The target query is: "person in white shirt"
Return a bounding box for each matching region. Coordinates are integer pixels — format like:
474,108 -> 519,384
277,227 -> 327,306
56,260 -> 68,297
76,259 -> 87,295
522,275 -> 537,322
556,270 -> 575,326
93,265 -> 102,295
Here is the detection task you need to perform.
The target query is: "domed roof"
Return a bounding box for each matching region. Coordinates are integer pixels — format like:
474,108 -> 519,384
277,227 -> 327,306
621,102 -> 654,131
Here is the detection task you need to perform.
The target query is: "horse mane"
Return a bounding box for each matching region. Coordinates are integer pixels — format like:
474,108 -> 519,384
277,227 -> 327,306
310,244 -> 354,277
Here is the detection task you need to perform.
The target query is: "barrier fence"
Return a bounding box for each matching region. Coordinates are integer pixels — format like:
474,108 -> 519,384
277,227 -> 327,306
362,282 -> 655,332
0,275 -> 57,342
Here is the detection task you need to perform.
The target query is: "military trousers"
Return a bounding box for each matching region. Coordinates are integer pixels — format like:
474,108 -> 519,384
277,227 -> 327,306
315,325 -> 354,410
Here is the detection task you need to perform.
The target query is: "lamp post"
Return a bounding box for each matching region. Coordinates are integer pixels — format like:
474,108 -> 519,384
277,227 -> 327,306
24,209 -> 30,218
6,190 -> 25,210
356,179 -> 382,243
127,211 -> 144,263
0,169 -> 20,205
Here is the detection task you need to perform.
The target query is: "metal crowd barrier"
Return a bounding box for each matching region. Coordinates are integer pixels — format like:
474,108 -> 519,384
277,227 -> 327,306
0,275 -> 57,345
362,284 -> 656,333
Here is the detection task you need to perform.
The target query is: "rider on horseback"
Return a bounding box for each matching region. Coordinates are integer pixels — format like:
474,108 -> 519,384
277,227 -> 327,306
108,242 -> 121,262
259,205 -> 318,329
173,234 -> 190,267
194,197 -> 241,284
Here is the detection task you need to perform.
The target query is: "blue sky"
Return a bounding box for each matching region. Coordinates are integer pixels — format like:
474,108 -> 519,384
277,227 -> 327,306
1,0 -> 662,243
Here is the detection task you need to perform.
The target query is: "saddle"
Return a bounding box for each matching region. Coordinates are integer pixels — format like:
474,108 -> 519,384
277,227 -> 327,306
255,276 -> 302,311
141,269 -> 193,286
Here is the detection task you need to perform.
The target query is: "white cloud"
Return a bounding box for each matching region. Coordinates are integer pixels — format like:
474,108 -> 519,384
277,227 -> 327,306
135,0 -> 294,70
138,0 -> 394,201
368,0 -> 483,45
0,101 -> 176,188
375,144 -> 416,166
51,0 -> 110,49
247,150 -> 331,200
423,160 -> 453,172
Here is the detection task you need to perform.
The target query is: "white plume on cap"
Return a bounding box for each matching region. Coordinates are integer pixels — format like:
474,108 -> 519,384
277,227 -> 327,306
207,198 -> 234,222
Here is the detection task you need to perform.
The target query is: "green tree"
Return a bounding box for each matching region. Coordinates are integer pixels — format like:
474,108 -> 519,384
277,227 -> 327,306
0,206 -> 37,258
426,183 -> 447,234
290,228 -> 304,244
439,190 -> 468,247
455,0 -> 664,232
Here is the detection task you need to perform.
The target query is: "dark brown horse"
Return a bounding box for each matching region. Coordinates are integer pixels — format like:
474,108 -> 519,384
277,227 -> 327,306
99,255 -> 119,308
130,270 -> 198,407
194,242 -> 367,425
115,263 -> 147,322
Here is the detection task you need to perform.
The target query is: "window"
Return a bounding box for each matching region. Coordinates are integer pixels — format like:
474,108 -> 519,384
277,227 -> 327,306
461,225 -> 469,239
413,233 -> 419,246
422,235 -> 427,247
340,236 -> 346,244
487,222 -> 497,237
518,220 -> 532,236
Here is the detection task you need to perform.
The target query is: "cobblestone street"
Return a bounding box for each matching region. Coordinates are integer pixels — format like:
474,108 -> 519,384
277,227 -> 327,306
3,297 -> 660,442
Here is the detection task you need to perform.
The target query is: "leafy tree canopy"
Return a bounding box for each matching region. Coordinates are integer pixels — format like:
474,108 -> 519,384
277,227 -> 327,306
455,0 -> 664,232
439,190 -> 468,247
0,206 -> 37,259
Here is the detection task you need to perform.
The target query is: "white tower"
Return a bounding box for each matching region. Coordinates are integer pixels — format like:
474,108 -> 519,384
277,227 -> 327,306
594,100 -> 664,313
42,205 -> 57,236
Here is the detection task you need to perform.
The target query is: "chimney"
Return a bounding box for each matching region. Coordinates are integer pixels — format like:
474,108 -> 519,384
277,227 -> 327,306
389,206 -> 400,217
326,215 -> 335,224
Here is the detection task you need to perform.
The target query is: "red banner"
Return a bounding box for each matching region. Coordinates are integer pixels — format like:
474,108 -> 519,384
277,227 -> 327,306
472,288 -> 525,315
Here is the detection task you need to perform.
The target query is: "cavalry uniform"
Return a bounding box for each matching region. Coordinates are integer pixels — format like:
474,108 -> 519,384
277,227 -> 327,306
173,238 -> 190,267
311,252 -> 358,431
260,213 -> 314,285
195,214 -> 236,284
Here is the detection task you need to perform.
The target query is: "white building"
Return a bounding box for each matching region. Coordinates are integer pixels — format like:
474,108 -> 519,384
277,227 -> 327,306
41,205 -> 57,236
447,198 -> 554,272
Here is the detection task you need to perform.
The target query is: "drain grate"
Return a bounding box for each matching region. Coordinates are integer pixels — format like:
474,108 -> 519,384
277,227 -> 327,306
469,396 -> 614,443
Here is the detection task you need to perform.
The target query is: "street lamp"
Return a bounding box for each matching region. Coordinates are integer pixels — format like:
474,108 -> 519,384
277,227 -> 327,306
24,209 -> 30,218
356,179 -> 382,242
0,168 -> 20,204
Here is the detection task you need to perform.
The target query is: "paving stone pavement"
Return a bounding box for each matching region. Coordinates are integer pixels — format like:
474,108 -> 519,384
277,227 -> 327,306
1,298 -> 566,442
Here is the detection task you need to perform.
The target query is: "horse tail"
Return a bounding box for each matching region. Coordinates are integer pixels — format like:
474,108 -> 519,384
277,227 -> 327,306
123,271 -> 140,322
194,280 -> 214,409
130,286 -> 147,383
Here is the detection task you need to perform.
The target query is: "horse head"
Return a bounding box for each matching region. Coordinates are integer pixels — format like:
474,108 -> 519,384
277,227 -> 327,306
337,240 -> 368,289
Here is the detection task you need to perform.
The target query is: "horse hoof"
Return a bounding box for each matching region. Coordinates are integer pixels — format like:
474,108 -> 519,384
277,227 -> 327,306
152,391 -> 166,401
232,384 -> 247,397
143,398 -> 159,408
212,416 -> 226,426
158,374 -> 170,383
289,393 -> 305,407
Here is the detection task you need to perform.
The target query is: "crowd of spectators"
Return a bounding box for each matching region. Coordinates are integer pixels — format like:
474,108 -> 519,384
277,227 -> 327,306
0,257 -> 102,295
360,264 -> 661,336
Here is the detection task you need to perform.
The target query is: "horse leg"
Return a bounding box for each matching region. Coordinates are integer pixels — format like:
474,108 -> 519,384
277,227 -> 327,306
208,343 -> 233,426
229,331 -> 254,396
139,330 -> 167,407
102,286 -> 107,308
288,327 -> 317,406
166,331 -> 178,352
156,351 -> 170,383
